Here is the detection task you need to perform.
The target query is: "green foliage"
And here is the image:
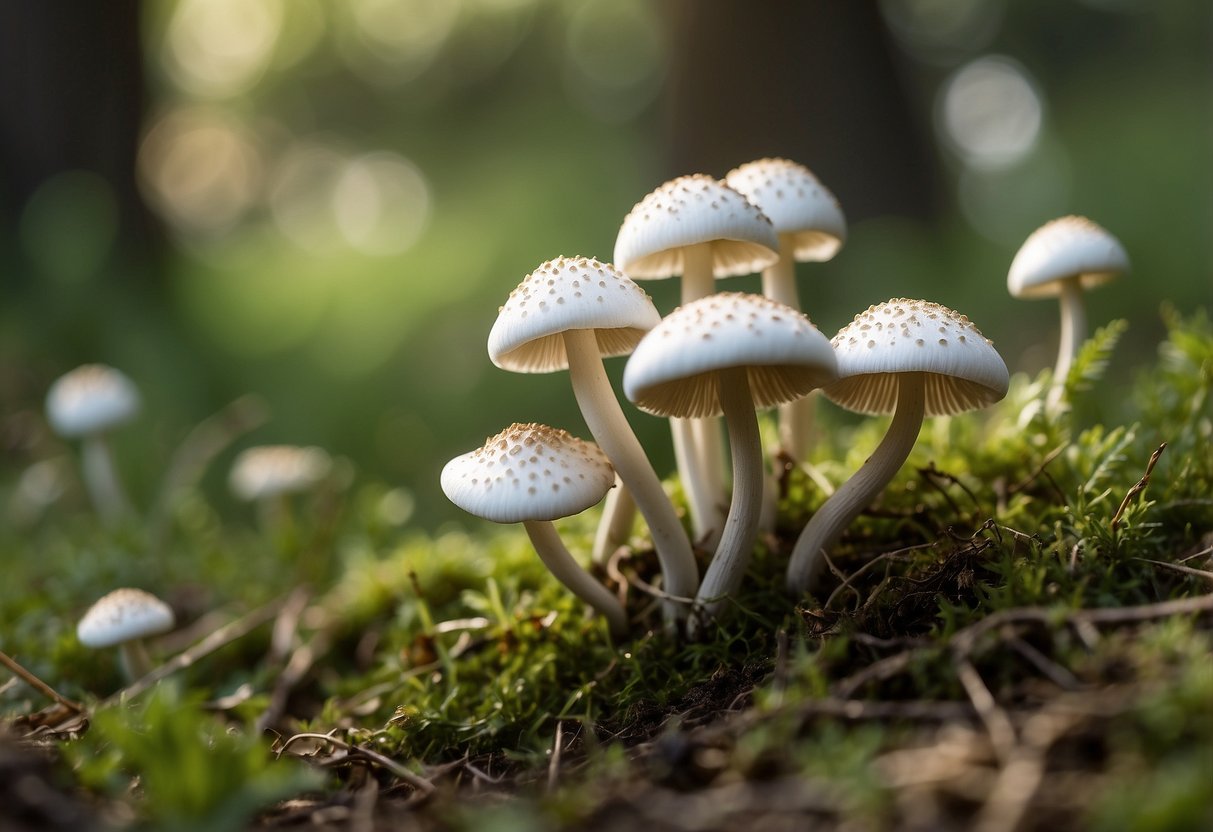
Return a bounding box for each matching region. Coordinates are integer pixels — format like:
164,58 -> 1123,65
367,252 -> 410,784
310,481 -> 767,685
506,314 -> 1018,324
65,687 -> 321,831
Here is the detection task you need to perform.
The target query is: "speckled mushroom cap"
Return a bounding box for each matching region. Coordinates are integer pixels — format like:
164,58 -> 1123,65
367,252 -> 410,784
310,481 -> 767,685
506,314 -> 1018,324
488,256 -> 661,373
724,158 -> 846,262
1008,215 -> 1129,299
623,292 -> 838,419
46,364 -> 140,438
229,445 -> 332,501
441,423 -> 615,524
77,588 -> 175,648
613,175 -> 780,280
823,299 -> 1009,417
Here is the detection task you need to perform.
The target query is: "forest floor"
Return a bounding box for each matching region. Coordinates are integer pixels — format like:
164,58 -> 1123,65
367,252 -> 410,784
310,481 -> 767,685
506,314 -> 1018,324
2,310 -> 1211,831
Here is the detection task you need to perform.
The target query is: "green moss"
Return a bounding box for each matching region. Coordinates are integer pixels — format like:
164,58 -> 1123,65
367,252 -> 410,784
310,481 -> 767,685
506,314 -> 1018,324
2,309 -> 1211,828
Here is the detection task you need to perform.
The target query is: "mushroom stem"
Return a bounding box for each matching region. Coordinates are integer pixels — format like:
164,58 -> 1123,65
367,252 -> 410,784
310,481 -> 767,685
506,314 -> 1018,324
524,520 -> 629,638
762,237 -> 814,534
1049,277 -> 1087,409
563,329 -> 699,617
117,639 -> 154,681
681,242 -> 716,304
81,435 -> 133,523
592,479 -> 635,565
786,373 -> 926,595
764,238 -> 815,460
676,241 -> 727,544
761,238 -> 800,308
693,366 -> 764,625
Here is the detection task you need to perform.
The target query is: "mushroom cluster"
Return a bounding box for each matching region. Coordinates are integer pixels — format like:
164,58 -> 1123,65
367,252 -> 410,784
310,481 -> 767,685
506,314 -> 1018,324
442,160 -> 1127,639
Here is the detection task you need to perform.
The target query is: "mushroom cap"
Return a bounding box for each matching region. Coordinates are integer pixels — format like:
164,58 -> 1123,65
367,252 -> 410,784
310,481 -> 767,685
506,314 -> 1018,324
1008,215 -> 1129,299
623,292 -> 838,419
488,256 -> 661,373
441,423 -> 615,524
77,587 -> 175,648
724,157 -> 846,262
229,445 -> 332,501
46,364 -> 140,438
613,174 -> 780,279
823,298 -> 1009,417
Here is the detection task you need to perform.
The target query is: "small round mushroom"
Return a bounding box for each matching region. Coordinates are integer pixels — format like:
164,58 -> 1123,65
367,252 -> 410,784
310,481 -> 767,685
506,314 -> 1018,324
614,174 -> 781,545
229,445 -> 332,502
77,587 -> 175,680
489,256 -> 698,622
786,299 -> 1009,595
725,158 -> 846,461
45,364 -> 141,523
441,423 -> 628,637
624,292 -> 838,626
229,444 -> 332,537
1007,215 -> 1128,406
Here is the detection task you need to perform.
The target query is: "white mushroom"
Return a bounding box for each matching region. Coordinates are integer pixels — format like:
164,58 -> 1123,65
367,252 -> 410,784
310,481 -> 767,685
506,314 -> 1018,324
725,157 -> 846,461
441,423 -> 628,637
488,256 -> 698,622
229,445 -> 332,501
1007,215 -> 1128,408
614,174 -> 780,545
786,299 -> 1009,595
624,292 -> 837,626
229,444 -> 332,537
591,477 -> 634,566
77,587 -> 175,680
45,364 -> 141,523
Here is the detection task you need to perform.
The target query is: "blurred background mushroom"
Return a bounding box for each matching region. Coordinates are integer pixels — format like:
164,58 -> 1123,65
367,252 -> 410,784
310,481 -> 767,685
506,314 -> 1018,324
0,0 -> 1207,530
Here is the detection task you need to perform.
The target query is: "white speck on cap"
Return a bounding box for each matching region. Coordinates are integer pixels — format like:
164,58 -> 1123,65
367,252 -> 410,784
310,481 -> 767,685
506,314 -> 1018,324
613,174 -> 780,280
724,157 -> 846,262
229,445 -> 332,501
623,292 -> 838,419
823,298 -> 1009,416
488,256 -> 661,373
441,423 -> 615,524
45,364 -> 141,438
1008,215 -> 1129,300
77,588 -> 175,648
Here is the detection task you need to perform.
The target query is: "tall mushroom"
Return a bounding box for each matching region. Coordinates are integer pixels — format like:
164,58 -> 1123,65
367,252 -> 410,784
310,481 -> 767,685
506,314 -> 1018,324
1007,215 -> 1128,409
441,423 -> 628,638
624,292 -> 837,626
724,158 -> 846,461
77,587 -> 175,680
614,174 -> 780,546
45,364 -> 141,523
786,299 -> 1009,595
488,256 -> 698,621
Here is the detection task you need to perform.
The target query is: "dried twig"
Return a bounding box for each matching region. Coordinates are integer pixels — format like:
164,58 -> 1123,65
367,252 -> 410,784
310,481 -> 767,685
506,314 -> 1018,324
955,658 -> 1016,763
547,720 -> 564,793
0,650 -> 84,713
102,597 -> 286,707
1133,557 -> 1213,584
279,732 -> 435,796
148,394 -> 270,551
1110,442 -> 1166,531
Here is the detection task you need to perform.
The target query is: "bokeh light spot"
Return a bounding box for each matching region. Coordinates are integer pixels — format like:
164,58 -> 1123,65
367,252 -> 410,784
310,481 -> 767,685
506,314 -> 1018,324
341,0 -> 461,85
138,108 -> 262,239
333,153 -> 431,256
165,0 -> 283,98
938,55 -> 1043,170
562,0 -> 665,123
18,171 -> 118,284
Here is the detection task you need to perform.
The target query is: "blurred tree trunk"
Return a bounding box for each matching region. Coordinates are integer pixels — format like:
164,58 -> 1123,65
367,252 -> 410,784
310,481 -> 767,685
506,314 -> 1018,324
0,1 -> 160,282
661,0 -> 941,221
